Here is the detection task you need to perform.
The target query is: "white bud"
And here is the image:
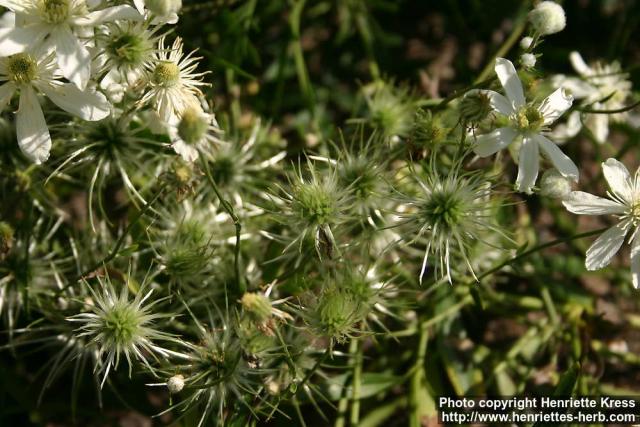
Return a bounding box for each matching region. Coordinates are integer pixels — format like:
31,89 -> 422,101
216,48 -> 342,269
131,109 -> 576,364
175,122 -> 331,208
146,0 -> 182,17
529,1 -> 566,35
167,374 -> 185,393
540,169 -> 572,199
521,53 -> 537,69
520,36 -> 534,50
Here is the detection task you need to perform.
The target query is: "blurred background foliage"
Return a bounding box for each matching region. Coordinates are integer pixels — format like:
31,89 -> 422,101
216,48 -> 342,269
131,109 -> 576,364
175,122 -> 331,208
2,0 -> 640,426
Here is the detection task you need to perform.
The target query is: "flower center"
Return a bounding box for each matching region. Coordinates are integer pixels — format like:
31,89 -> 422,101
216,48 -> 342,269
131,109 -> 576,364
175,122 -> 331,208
42,0 -> 71,24
178,108 -> 209,145
7,54 -> 38,84
514,105 -> 544,132
152,61 -> 180,87
629,202 -> 640,223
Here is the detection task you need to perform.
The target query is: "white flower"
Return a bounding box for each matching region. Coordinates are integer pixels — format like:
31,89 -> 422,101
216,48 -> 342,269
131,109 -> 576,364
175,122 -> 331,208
0,49 -> 110,163
168,105 -> 223,162
0,0 -> 142,89
133,0 -> 182,24
139,36 -> 208,122
562,158 -> 640,288
473,58 -> 578,194
528,1 -> 566,35
552,51 -> 633,143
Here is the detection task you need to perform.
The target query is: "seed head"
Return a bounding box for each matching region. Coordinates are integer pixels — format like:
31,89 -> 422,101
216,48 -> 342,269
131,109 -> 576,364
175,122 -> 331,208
459,91 -> 492,125
178,107 -> 209,145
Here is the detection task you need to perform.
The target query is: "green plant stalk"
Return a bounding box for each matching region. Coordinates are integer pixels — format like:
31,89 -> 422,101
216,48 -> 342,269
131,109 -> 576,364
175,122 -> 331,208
199,154 -> 246,294
350,338 -> 363,426
290,0 -> 316,118
335,338 -> 358,427
409,320 -> 429,427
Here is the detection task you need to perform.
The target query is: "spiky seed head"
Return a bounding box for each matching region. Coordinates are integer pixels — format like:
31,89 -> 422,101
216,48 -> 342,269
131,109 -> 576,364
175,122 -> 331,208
241,292 -> 272,324
540,169 -> 572,199
0,222 -> 14,261
412,110 -> 448,148
291,181 -> 337,226
178,107 -> 209,145
105,27 -> 154,69
459,91 -> 492,125
314,288 -> 360,342
529,1 -> 566,35
167,374 -> 185,393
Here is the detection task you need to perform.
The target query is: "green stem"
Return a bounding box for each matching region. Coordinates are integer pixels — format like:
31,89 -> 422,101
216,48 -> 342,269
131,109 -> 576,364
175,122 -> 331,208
576,98 -> 640,114
350,339 -> 363,426
409,321 -> 429,427
199,154 -> 246,294
335,339 -> 358,427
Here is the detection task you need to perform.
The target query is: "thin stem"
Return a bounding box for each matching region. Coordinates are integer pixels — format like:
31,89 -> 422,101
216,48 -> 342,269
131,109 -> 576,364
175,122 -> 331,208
349,339 -> 362,426
199,154 -> 246,294
576,98 -> 640,114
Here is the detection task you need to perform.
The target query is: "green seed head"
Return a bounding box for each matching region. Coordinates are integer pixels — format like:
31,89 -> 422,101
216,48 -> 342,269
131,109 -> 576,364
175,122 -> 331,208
178,108 -> 209,145
102,304 -> 141,345
241,293 -> 273,323
152,61 -> 180,87
107,31 -> 152,68
291,182 -> 336,225
315,288 -> 359,342
7,53 -> 37,85
459,91 -> 492,124
421,189 -> 465,232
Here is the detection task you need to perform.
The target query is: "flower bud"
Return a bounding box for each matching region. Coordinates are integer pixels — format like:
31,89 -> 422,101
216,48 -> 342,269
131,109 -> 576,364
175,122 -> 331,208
520,53 -> 536,69
528,1 -> 566,35
241,292 -> 272,323
540,169 -> 572,199
520,36 -> 534,50
178,108 -> 209,145
459,90 -> 492,124
146,0 -> 182,17
167,374 -> 185,394
0,222 -> 14,261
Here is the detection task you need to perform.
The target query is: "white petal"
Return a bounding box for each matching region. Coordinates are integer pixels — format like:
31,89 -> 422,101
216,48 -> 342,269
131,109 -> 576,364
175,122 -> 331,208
0,26 -> 42,56
0,82 -> 16,111
495,57 -> 525,109
550,110 -> 582,143
53,27 -> 91,90
602,158 -> 633,203
133,0 -> 145,14
631,233 -> 640,289
16,87 -> 51,164
479,89 -> 514,116
585,222 -> 629,270
587,112 -> 609,143
539,88 -> 573,125
515,136 -> 539,194
75,6 -> 142,26
533,133 -> 578,182
562,191 -> 627,215
473,127 -> 517,157
40,83 -> 110,121
569,51 -> 592,76
172,140 -> 198,162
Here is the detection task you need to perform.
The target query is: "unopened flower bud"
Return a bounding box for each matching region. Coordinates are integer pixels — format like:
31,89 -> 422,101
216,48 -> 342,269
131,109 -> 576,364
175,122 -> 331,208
459,90 -> 492,124
520,36 -> 534,50
0,222 -> 14,261
167,374 -> 185,393
540,169 -> 572,199
178,108 -> 209,145
521,53 -> 536,69
529,1 -> 566,36
146,0 -> 182,17
241,292 -> 272,323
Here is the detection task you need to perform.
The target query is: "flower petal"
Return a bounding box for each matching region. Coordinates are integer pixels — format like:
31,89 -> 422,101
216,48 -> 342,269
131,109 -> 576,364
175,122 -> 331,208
563,191 -> 627,215
75,5 -> 142,26
495,57 -> 525,109
569,51 -> 591,76
53,27 -> 91,90
585,222 -> 629,271
0,26 -> 43,56
16,87 -> 51,164
631,233 -> 640,289
172,140 -> 198,162
602,158 -> 633,203
539,88 -> 573,125
587,111 -> 609,143
40,83 -> 110,121
515,136 -> 539,194
533,133 -> 578,182
0,82 -> 16,111
473,127 -> 517,157
479,89 -> 515,116
133,0 -> 145,14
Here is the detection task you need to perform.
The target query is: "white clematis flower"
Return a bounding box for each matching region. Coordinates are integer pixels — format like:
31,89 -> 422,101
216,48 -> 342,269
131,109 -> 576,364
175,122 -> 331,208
473,57 -> 578,194
0,0 -> 142,89
0,49 -> 110,163
552,51 -> 632,143
563,158 -> 640,288
139,36 -> 208,122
